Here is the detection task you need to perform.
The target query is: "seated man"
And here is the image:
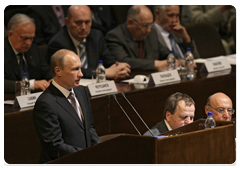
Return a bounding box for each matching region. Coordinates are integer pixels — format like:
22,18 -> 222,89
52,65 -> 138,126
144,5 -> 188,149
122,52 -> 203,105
45,5 -> 130,79
144,92 -> 195,136
25,5 -> 70,45
105,5 -> 170,71
33,49 -> 101,163
205,92 -> 234,121
4,14 -> 52,94
152,5 -> 200,59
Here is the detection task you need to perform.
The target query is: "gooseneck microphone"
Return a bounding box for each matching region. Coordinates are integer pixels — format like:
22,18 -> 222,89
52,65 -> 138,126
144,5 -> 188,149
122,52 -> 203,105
120,92 -> 155,137
112,94 -> 141,135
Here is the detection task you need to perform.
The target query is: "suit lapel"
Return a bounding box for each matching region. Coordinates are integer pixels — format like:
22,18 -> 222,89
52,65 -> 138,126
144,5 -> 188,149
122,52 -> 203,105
49,84 -> 85,129
122,25 -> 139,58
5,38 -> 21,79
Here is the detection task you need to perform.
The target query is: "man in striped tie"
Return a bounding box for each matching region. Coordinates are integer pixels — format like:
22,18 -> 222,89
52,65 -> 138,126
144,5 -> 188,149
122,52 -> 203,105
152,5 -> 200,59
46,5 -> 131,79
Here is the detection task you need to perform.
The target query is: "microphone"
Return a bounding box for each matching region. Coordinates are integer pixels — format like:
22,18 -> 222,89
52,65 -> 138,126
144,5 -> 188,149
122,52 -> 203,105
112,94 -> 141,135
120,92 -> 155,136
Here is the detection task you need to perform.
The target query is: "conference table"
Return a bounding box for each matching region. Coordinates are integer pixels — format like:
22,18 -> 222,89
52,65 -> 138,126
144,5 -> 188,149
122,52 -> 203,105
4,63 -> 236,164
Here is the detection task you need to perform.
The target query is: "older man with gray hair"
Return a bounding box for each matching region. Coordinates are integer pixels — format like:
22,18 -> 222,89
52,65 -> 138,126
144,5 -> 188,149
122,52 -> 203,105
106,5 -> 170,71
4,13 -> 52,94
152,5 -> 200,59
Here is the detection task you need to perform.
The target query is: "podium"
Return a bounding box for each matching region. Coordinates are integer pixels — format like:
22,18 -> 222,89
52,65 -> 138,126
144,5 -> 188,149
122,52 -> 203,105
48,120 -> 235,164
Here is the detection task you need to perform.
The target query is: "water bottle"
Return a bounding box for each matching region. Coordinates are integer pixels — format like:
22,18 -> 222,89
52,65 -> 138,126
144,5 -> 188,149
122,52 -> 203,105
185,48 -> 194,77
204,112 -> 216,129
96,60 -> 106,83
21,73 -> 31,95
167,51 -> 176,71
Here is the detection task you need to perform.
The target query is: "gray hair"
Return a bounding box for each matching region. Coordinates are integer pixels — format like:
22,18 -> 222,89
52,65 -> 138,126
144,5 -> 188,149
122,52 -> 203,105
163,92 -> 195,119
50,49 -> 70,77
7,13 -> 34,32
126,5 -> 141,20
153,5 -> 165,14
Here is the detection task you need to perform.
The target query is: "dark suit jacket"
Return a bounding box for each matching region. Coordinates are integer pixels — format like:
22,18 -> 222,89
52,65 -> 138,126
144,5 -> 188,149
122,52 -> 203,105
152,24 -> 200,59
33,83 -> 101,163
25,5 -> 70,45
90,5 -> 117,35
4,37 -> 52,94
45,26 -> 116,78
105,23 -> 169,70
143,119 -> 169,136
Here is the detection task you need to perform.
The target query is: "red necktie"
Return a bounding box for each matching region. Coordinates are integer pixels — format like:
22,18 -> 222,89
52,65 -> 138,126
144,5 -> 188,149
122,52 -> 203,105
136,41 -> 143,59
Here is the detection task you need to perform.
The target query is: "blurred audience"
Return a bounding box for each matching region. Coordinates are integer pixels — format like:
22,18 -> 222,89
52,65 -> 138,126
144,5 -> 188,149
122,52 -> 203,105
181,5 -> 236,54
25,5 -> 70,45
88,5 -> 117,35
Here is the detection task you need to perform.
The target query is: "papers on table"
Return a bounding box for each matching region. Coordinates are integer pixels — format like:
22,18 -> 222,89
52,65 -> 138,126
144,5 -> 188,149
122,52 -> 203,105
4,100 -> 14,105
80,78 -> 94,86
195,54 -> 236,65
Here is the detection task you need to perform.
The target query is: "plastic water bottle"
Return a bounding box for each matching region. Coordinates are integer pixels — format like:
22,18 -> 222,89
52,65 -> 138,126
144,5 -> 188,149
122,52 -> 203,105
21,73 -> 31,95
167,51 -> 176,71
204,112 -> 216,129
185,48 -> 194,77
96,60 -> 106,83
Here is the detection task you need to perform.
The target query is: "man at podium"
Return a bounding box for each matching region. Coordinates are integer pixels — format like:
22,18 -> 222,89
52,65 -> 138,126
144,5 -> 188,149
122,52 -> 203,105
33,49 -> 101,163
144,92 -> 195,136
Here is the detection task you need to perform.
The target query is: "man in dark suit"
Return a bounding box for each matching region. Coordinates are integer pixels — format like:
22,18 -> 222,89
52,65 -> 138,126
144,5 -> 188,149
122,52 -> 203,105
89,5 -> 117,35
45,5 -> 130,79
33,49 -> 101,163
152,5 -> 200,59
105,5 -> 169,71
4,13 -> 52,94
144,92 -> 195,136
25,5 -> 70,45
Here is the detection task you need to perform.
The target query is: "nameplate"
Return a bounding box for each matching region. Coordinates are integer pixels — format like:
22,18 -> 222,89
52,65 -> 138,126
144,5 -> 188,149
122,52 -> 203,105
88,80 -> 118,96
149,70 -> 181,85
13,92 -> 43,108
201,57 -> 231,73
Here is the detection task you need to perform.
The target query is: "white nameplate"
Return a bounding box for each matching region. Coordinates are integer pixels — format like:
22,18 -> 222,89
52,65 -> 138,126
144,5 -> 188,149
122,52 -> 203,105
88,80 -> 118,96
201,57 -> 231,73
13,92 -> 43,108
150,70 -> 181,85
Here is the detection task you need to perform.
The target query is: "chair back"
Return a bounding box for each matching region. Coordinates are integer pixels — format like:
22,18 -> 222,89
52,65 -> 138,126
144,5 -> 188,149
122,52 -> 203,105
186,23 -> 226,58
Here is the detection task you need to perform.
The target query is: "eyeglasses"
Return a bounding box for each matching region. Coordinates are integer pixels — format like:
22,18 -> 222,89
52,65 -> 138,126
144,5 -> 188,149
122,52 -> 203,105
208,104 -> 235,116
131,19 -> 154,29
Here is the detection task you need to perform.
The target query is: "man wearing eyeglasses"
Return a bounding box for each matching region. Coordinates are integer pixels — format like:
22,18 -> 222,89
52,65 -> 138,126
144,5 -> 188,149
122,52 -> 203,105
105,5 -> 169,71
205,92 -> 234,121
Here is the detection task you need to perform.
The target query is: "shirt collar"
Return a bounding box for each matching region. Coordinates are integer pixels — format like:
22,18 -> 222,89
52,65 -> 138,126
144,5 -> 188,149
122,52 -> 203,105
164,119 -> 173,131
68,29 -> 86,47
8,37 -> 19,55
52,79 -> 74,98
154,22 -> 170,37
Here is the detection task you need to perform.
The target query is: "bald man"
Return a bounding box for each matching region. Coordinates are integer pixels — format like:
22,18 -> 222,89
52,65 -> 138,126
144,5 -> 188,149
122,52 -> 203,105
205,92 -> 235,121
33,49 -> 101,163
105,5 -> 169,71
46,5 -> 130,79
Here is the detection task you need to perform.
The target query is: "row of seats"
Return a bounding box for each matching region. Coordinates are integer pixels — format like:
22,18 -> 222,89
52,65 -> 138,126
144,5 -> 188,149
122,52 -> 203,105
4,5 -> 231,58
